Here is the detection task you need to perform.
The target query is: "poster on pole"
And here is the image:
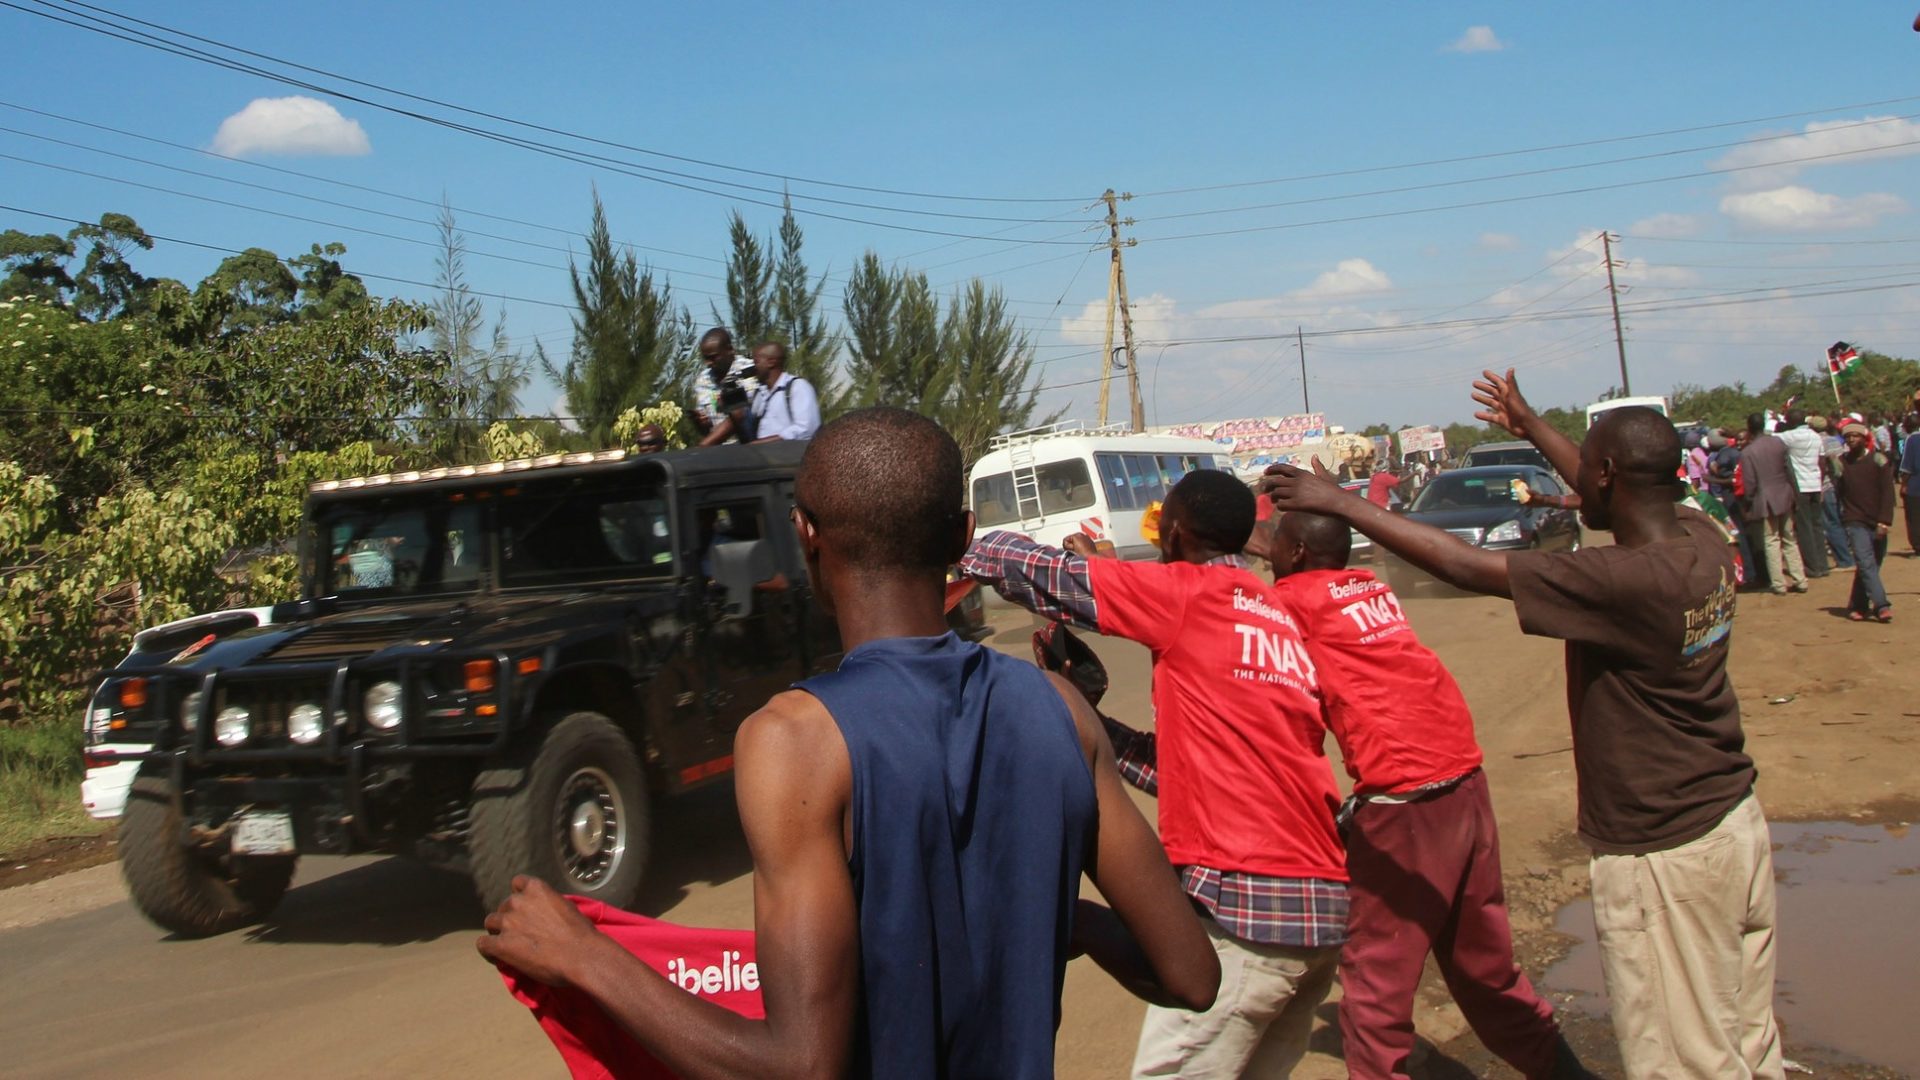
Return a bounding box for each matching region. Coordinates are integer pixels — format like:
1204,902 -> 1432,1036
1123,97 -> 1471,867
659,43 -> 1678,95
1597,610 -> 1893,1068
1396,425 -> 1446,457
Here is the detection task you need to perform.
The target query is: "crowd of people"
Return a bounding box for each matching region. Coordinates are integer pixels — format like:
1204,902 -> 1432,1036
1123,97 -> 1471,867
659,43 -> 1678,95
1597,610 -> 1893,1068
470,365 -> 1885,1079
1693,404 -> 1912,622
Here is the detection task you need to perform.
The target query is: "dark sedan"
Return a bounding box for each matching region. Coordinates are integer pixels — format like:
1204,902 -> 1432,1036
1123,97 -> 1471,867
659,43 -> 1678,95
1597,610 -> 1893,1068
1378,465 -> 1580,592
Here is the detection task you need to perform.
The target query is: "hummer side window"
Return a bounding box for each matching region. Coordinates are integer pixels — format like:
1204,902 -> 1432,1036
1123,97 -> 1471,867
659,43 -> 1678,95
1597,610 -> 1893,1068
499,484 -> 675,587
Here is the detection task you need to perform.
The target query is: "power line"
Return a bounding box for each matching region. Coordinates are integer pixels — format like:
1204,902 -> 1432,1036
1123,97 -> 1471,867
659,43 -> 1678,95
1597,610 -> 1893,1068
4,0 -> 1094,234
1131,93 -> 1920,199
1134,135 -> 1920,244
1143,113 -> 1920,224
36,0 -> 1089,206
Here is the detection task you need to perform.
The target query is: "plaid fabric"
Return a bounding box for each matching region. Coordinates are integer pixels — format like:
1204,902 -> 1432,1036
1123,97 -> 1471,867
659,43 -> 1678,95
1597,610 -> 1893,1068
1180,865 -> 1350,948
966,532 -> 1342,946
959,531 -> 1102,630
1100,714 -> 1158,795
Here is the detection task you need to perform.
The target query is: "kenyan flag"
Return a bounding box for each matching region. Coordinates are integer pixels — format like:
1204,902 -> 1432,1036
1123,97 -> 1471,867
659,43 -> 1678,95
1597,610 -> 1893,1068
1827,341 -> 1862,381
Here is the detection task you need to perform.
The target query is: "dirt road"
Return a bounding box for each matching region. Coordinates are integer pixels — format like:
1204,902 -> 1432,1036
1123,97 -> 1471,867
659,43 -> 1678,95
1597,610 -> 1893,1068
2,556 -> 1914,1078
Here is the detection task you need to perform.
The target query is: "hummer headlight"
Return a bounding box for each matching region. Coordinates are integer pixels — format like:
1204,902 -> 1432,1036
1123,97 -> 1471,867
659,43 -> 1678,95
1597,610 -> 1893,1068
288,703 -> 326,745
214,705 -> 251,747
364,681 -> 403,731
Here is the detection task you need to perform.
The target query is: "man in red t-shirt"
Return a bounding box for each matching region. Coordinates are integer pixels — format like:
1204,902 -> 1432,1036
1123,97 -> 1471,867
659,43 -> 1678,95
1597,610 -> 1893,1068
962,470 -> 1347,1077
1261,507 -> 1576,1080
1365,465 -> 1404,508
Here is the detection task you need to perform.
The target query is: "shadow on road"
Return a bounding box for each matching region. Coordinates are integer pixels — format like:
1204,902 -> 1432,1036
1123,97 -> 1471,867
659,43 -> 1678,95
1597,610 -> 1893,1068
243,858 -> 483,947
237,781 -> 755,945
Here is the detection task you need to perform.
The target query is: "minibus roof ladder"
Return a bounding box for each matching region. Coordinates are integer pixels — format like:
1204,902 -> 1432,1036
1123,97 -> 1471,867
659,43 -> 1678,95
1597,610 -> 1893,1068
1009,438 -> 1043,526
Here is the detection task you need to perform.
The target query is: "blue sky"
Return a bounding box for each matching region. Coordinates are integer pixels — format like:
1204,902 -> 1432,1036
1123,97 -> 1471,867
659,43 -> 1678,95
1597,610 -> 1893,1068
6,2 -> 1920,430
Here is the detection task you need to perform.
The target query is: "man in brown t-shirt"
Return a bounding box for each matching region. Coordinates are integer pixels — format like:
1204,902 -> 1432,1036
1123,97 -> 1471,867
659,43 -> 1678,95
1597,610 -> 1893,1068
1262,372 -> 1782,1080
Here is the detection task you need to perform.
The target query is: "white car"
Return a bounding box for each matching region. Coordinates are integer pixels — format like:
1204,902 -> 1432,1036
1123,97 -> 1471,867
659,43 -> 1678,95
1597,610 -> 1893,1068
82,606 -> 276,819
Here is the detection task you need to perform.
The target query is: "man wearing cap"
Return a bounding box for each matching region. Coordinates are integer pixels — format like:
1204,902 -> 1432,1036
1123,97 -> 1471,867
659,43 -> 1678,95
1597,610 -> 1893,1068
1835,421 -> 1896,621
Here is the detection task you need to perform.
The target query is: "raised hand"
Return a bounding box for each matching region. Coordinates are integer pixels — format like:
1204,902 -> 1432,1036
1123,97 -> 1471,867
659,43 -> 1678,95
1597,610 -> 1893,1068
1259,463 -> 1352,515
1471,368 -> 1538,440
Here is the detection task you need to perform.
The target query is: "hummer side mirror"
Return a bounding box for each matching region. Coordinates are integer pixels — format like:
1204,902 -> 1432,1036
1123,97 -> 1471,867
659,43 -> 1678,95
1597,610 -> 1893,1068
709,539 -> 776,620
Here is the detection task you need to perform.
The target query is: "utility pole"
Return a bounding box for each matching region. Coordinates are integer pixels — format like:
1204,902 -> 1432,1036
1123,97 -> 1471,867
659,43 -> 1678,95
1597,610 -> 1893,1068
1098,189 -> 1143,431
1296,325 -> 1310,413
1601,231 -> 1630,395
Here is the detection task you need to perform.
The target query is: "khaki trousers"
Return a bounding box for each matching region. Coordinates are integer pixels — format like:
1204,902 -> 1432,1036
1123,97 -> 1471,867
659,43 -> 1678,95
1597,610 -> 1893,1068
1131,917 -> 1339,1078
1760,514 -> 1805,590
1588,794 -> 1783,1080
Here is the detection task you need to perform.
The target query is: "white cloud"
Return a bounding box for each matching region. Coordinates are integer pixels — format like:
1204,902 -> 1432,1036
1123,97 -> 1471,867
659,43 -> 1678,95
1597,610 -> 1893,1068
1477,232 -> 1521,252
1444,26 -> 1505,53
211,96 -> 371,157
1296,258 -> 1393,299
1712,115 -> 1920,190
1718,185 -> 1907,232
1627,213 -> 1703,239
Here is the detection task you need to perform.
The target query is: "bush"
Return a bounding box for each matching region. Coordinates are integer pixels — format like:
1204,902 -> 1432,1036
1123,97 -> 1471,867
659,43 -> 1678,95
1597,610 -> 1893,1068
0,718 -> 92,852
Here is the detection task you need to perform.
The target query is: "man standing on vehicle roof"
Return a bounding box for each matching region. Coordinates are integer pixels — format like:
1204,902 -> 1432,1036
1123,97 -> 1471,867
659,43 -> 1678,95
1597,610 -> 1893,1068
479,408 -> 1218,1079
746,341 -> 821,443
962,470 -> 1348,1079
692,328 -> 757,447
1263,371 -> 1781,1080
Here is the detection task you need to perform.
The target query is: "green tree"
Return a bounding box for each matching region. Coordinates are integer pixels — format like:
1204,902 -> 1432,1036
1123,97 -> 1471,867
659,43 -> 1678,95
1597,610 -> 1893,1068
715,209 -> 774,351
201,247 -> 299,332
290,242 -> 369,319
0,228 -> 77,304
68,213 -> 156,321
938,279 -> 1055,465
772,196 -> 842,411
841,252 -> 949,412
549,192 -> 694,445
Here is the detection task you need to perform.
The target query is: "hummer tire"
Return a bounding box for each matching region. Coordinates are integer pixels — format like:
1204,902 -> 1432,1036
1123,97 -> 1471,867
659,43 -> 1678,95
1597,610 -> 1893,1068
119,771 -> 296,937
469,712 -> 650,913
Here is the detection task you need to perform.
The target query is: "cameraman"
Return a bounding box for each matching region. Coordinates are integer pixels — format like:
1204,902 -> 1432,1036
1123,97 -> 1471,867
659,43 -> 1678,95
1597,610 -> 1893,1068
747,341 -> 821,443
693,327 -> 757,447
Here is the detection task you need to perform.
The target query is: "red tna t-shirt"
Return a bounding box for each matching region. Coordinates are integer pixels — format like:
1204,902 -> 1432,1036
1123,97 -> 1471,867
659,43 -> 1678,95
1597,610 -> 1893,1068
1271,568 -> 1483,795
1087,558 -> 1346,881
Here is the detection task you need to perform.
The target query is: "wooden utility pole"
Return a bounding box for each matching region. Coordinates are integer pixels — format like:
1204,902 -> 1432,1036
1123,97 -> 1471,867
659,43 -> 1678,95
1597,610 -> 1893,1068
1601,231 -> 1631,395
1296,325 -> 1309,413
1098,189 -> 1143,431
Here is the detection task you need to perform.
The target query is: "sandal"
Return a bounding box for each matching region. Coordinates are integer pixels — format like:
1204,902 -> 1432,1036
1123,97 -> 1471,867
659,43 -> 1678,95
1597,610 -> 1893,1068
1877,608 -> 1893,623
1848,611 -> 1867,621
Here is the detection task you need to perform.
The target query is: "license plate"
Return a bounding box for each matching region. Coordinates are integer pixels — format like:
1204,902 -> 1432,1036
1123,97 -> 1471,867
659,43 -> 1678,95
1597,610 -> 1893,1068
231,812 -> 296,856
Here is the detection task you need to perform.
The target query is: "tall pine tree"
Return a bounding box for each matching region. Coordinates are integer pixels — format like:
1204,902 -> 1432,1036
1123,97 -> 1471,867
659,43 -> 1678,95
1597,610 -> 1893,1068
715,210 -> 774,351
772,196 -> 842,412
939,278 -> 1053,466
550,191 -> 693,445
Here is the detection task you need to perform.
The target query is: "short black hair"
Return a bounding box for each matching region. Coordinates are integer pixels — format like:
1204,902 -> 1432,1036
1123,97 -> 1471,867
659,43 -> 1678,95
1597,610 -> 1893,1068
1167,470 -> 1256,553
754,341 -> 789,364
796,407 -> 963,573
1277,510 -> 1352,567
1592,406 -> 1684,478
1746,412 -> 1766,435
1784,408 -> 1807,429
700,327 -> 733,349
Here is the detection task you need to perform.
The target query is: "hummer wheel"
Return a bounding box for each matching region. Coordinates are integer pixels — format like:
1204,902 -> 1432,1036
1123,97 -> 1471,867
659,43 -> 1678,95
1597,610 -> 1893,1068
469,712 -> 650,913
119,771 -> 296,938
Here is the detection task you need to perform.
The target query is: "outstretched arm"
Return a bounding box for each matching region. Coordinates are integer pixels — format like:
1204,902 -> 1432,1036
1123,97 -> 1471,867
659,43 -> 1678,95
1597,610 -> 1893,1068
1046,673 -> 1218,1012
1262,464 -> 1513,598
1472,369 -> 1584,485
478,692 -> 859,1080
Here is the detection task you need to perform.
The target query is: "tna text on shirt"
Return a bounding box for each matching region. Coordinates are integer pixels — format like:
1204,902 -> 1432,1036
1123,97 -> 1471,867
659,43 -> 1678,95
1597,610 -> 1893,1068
1230,587 -> 1317,691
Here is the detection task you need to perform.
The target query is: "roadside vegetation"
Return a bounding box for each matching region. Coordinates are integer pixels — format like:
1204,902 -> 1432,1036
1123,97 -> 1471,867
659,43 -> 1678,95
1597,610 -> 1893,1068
0,196 -> 1050,848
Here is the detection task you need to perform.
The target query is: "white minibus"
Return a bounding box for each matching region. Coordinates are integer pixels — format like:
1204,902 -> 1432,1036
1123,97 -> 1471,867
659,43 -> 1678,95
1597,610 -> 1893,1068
968,422 -> 1231,560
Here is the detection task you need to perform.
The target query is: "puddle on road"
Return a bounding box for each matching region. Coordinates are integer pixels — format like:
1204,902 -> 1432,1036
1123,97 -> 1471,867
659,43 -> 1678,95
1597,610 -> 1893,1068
1544,820 -> 1920,1075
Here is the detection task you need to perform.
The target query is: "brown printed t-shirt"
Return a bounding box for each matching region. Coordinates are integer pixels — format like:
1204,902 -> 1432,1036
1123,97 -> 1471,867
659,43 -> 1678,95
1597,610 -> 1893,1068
1508,512 -> 1755,855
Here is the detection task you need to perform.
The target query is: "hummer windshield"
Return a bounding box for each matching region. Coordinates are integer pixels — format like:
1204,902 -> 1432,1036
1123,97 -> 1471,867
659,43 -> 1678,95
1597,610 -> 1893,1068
315,501 -> 485,599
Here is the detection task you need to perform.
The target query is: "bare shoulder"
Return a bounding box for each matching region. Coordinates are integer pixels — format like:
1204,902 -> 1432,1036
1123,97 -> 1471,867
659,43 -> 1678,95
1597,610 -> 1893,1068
1040,670 -> 1102,766
736,690 -> 850,789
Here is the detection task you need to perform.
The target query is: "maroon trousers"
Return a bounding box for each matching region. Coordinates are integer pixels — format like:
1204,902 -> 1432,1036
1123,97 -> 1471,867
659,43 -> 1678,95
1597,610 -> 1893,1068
1339,769 -> 1561,1079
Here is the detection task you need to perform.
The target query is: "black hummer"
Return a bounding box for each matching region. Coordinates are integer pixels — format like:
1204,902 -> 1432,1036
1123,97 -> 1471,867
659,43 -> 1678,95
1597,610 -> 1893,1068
89,441 -> 901,937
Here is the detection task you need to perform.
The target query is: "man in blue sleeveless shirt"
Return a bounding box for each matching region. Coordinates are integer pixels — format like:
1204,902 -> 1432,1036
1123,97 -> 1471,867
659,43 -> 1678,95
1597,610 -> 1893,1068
480,408 -> 1218,1078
